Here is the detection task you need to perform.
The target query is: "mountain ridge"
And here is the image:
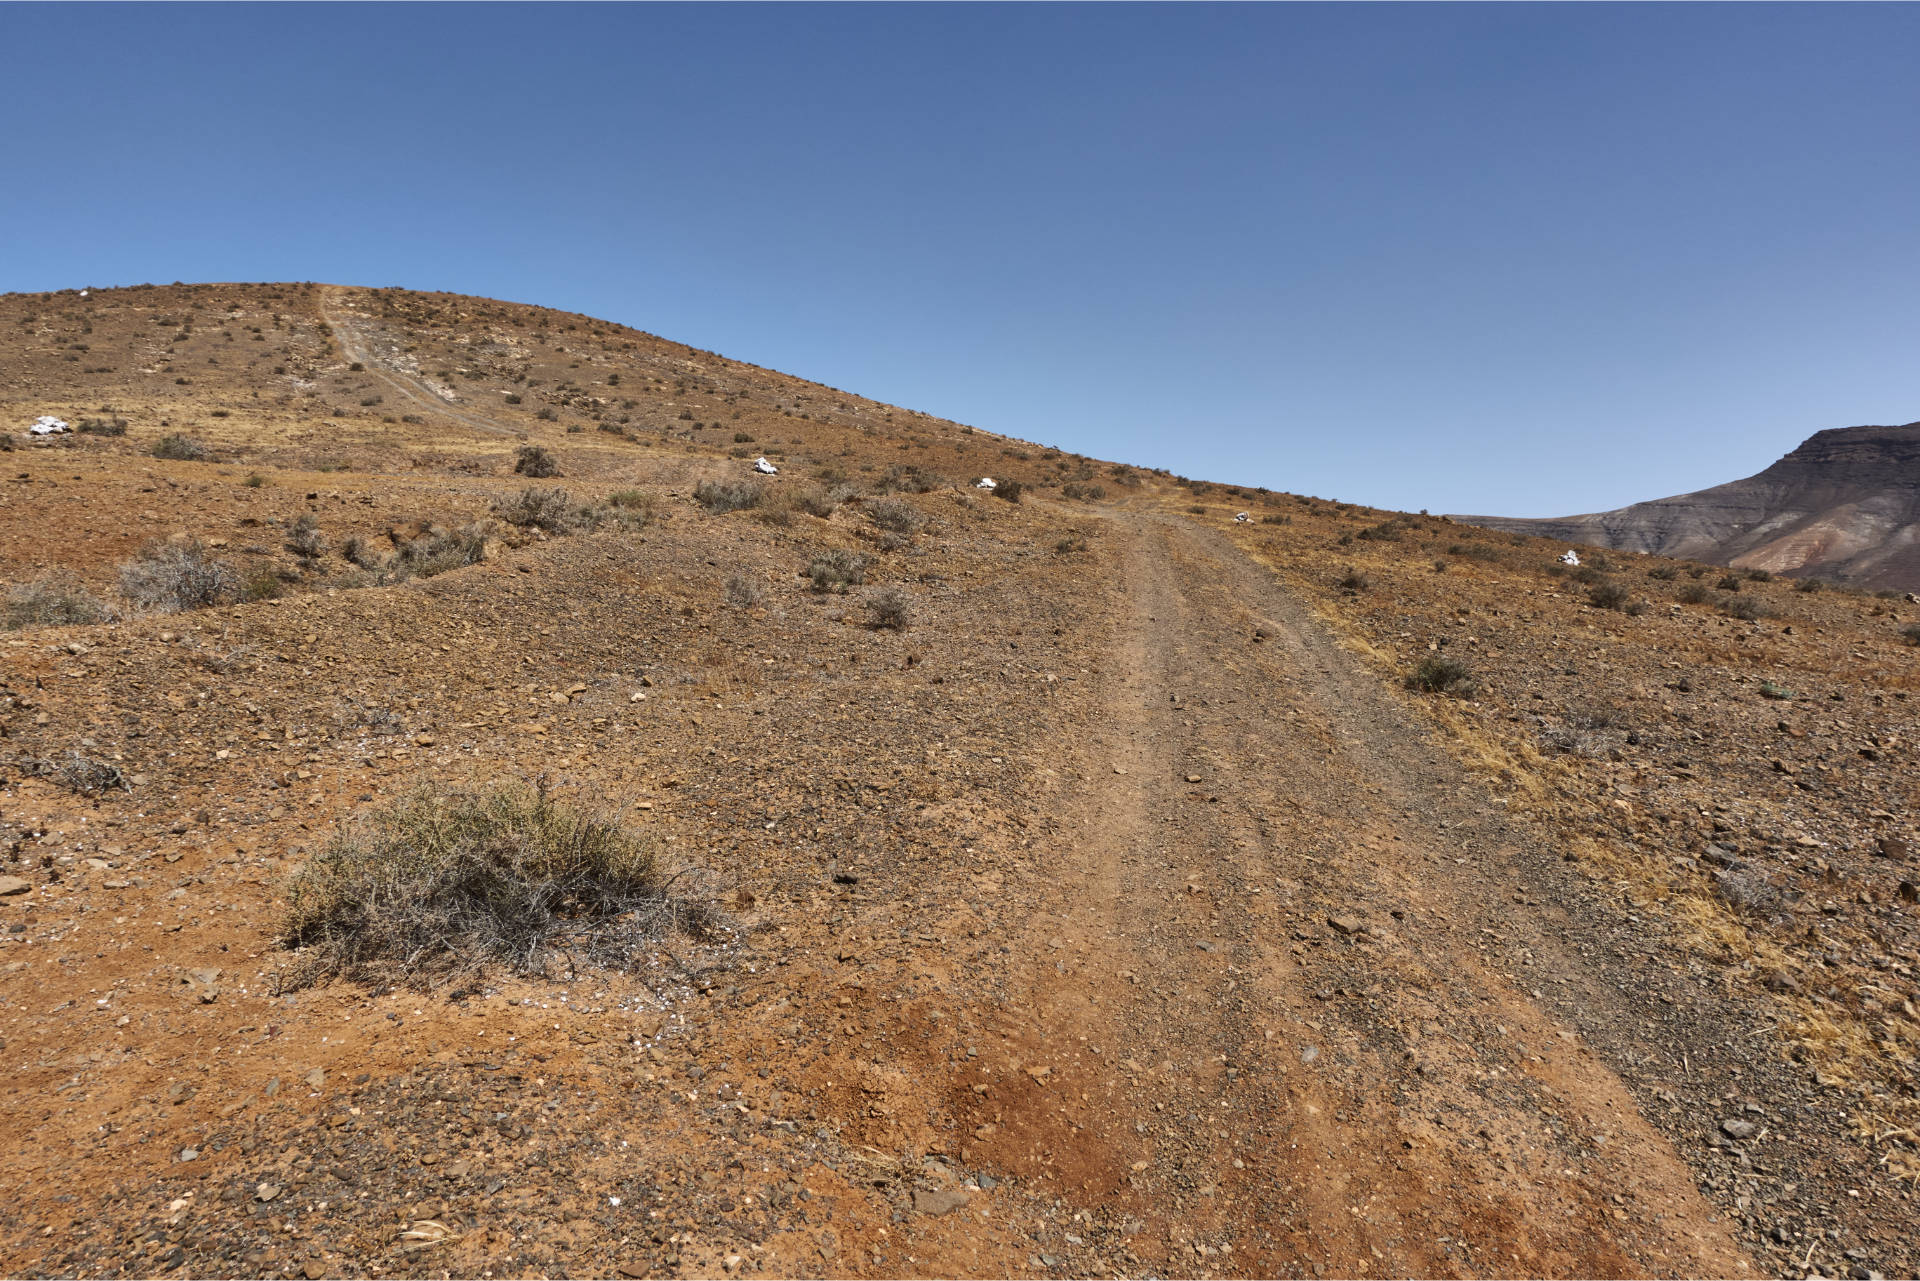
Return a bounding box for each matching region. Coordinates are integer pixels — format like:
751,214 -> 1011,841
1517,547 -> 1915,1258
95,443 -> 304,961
1454,420 -> 1920,590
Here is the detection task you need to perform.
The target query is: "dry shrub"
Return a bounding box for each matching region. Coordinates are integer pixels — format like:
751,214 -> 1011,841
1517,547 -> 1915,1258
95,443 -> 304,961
151,434 -> 210,461
866,497 -> 926,536
276,784 -> 713,990
493,486 -> 585,533
694,479 -> 762,513
118,539 -> 237,612
866,584 -> 912,629
16,751 -> 132,795
723,573 -> 766,608
399,526 -> 489,577
603,489 -> 658,528
4,573 -> 113,629
807,548 -> 868,593
514,445 -> 559,478
286,515 -> 327,560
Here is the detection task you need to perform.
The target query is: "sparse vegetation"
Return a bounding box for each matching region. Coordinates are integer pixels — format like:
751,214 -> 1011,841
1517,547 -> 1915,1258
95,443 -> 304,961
277,784 -> 706,989
807,548 -> 868,593
694,479 -> 763,514
151,433 -> 210,461
493,486 -> 585,533
1405,654 -> 1473,695
865,583 -> 912,629
1901,623 -> 1920,647
1337,568 -> 1370,592
1587,581 -> 1631,611
286,515 -> 327,560
866,497 -> 926,536
117,539 -> 237,613
4,573 -> 113,629
723,574 -> 765,608
1724,594 -> 1765,621
77,416 -> 127,436
603,489 -> 658,527
994,478 -> 1025,503
397,526 -> 490,578
514,445 -> 560,478
1061,482 -> 1106,501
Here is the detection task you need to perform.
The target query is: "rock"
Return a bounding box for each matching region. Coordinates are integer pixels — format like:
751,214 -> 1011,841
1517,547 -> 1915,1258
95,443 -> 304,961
1878,837 -> 1911,862
1185,774 -> 1202,783
1328,915 -> 1363,936
305,1068 -> 325,1089
1702,844 -> 1742,869
1899,880 -> 1919,904
256,1182 -> 283,1203
1720,1118 -> 1757,1140
912,1186 -> 971,1216
177,1147 -> 199,1162
303,1260 -> 328,1280
1025,1064 -> 1051,1082
0,876 -> 30,896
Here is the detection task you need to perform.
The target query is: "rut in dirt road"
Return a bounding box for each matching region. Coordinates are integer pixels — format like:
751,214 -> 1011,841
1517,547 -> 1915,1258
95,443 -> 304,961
954,512 -> 1752,1279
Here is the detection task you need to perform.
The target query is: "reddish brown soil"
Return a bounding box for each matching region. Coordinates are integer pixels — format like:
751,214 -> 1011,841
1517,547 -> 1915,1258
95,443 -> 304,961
0,284 -> 1914,1281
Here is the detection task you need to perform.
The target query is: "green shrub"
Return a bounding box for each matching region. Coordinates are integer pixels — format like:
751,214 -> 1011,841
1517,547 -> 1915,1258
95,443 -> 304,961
1406,654 -> 1472,695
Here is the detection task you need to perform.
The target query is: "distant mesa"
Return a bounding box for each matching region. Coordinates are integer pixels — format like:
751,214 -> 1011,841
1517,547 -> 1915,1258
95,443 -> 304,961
1454,420 -> 1920,592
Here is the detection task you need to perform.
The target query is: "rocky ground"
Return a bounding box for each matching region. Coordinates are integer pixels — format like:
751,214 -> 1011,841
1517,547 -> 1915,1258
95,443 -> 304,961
0,284 -> 1914,1279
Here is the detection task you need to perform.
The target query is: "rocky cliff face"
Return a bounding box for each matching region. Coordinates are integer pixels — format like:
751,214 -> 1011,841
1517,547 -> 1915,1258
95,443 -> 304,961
1456,421 -> 1920,590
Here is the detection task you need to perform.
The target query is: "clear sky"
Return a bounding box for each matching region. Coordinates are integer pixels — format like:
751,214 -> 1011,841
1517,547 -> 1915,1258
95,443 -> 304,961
5,3 -> 1918,516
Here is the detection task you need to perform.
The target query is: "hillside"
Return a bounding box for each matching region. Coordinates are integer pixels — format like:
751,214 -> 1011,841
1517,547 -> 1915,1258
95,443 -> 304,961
0,282 -> 1916,1280
1456,422 -> 1920,591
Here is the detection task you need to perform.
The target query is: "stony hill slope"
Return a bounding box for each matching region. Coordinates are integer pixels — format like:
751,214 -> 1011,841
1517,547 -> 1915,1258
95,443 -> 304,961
0,283 -> 1916,1280
1456,421 -> 1920,591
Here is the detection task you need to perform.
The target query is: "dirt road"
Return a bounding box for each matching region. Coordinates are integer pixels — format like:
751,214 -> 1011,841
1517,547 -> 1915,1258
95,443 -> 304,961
319,288 -> 517,438
899,509 -> 1753,1277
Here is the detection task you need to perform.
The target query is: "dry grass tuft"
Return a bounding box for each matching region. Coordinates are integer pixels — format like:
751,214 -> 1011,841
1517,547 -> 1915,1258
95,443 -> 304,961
277,784 -> 714,990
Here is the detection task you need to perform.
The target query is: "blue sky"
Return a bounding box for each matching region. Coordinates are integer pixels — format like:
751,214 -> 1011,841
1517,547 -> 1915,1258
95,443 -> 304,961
5,3 -> 1918,515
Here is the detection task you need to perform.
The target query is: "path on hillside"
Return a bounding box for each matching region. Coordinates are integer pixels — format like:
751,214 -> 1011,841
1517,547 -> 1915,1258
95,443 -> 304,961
319,286 -> 517,438
922,509 -> 1752,1277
